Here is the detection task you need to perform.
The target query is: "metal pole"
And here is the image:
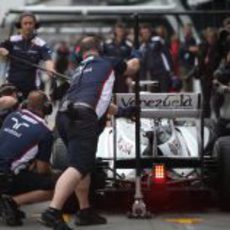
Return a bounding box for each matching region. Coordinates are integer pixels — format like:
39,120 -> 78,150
128,13 -> 151,219
8,54 -> 70,82
134,13 -> 141,181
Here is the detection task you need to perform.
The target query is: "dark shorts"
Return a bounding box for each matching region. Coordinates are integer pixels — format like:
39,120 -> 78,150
7,170 -> 55,195
56,108 -> 99,177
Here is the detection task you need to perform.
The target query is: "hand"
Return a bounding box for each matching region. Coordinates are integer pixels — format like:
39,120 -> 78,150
217,84 -> 228,94
45,60 -> 56,78
213,79 -> 220,88
116,106 -> 138,118
0,48 -> 9,57
126,77 -> 133,87
47,69 -> 56,78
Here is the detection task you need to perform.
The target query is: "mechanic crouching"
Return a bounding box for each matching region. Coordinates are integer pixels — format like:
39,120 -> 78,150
0,84 -> 19,127
0,90 -> 55,226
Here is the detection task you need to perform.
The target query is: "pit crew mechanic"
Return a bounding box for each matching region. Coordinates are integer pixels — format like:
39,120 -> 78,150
0,90 -> 55,226
103,22 -> 133,93
40,35 -> 140,229
0,11 -> 55,98
0,84 -> 19,127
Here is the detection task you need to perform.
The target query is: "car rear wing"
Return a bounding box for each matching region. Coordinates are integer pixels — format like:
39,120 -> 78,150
115,92 -> 202,119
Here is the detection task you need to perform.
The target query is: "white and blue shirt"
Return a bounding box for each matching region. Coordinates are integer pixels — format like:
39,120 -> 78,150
0,35 -> 52,88
0,109 -> 53,174
64,56 -> 126,119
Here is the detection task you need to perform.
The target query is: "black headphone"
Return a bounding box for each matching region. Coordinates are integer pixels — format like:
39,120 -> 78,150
15,11 -> 40,29
40,93 -> 53,116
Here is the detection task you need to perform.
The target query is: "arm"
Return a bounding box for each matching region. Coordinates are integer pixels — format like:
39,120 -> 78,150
45,59 -> 56,76
40,42 -> 56,76
0,48 -> 9,59
123,58 -> 140,76
107,103 -> 118,116
33,160 -> 52,174
111,54 -> 140,83
108,102 -> 137,118
35,131 -> 53,174
0,40 -> 12,58
213,79 -> 230,94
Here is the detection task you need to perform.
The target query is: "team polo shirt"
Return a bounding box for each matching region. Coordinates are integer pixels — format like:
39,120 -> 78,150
103,38 -> 132,60
64,56 -> 127,119
0,109 -> 53,174
0,35 -> 52,88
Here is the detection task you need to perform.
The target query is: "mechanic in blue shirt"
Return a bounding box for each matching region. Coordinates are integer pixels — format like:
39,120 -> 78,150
0,11 -> 55,98
0,84 -> 19,127
103,22 -> 132,59
103,22 -> 133,93
40,35 -> 140,230
140,24 -> 172,92
0,90 -> 55,226
179,23 -> 198,92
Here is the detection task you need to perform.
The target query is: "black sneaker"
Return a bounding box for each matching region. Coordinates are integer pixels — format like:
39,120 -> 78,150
0,195 -> 25,219
0,195 -> 24,226
75,207 -> 107,226
39,207 -> 72,230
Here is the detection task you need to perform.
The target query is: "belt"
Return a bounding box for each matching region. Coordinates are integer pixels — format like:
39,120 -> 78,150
73,102 -> 94,111
59,101 -> 94,112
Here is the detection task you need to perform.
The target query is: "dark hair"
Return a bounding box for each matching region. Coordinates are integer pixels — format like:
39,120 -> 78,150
27,90 -> 52,115
79,36 -> 101,53
15,11 -> 40,29
140,23 -> 152,30
114,22 -> 126,30
0,84 -> 17,97
140,23 -> 154,35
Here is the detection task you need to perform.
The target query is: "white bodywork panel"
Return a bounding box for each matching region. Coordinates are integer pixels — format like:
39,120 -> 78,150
96,92 -> 207,180
96,118 -> 210,180
96,119 -> 209,159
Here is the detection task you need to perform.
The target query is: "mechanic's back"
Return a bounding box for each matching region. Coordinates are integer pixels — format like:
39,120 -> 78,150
0,90 -> 52,174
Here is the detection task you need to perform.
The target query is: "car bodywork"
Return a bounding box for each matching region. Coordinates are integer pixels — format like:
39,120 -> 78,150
51,90 -> 230,212
92,92 -> 224,213
96,116 -> 211,182
96,92 -> 206,182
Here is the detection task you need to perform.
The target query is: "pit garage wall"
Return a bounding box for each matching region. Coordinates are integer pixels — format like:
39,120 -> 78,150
0,0 -> 25,25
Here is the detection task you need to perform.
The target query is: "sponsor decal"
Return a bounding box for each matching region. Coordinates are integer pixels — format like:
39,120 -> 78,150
117,137 -> 134,155
119,94 -> 193,109
4,117 -> 29,138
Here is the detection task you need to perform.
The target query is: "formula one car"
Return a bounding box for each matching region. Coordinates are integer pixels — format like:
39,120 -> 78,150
52,92 -> 230,212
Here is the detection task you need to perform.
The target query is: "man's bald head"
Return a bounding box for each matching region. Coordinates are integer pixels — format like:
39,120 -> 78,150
0,96 -> 18,110
79,36 -> 101,53
26,90 -> 48,114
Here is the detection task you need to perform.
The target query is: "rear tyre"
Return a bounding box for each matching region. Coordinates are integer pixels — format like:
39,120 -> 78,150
204,118 -> 217,153
214,136 -> 230,211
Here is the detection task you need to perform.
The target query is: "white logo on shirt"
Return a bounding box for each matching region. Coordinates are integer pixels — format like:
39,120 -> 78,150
12,118 -> 29,130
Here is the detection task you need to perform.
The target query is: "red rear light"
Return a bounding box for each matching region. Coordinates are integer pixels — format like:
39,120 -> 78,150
153,164 -> 166,184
